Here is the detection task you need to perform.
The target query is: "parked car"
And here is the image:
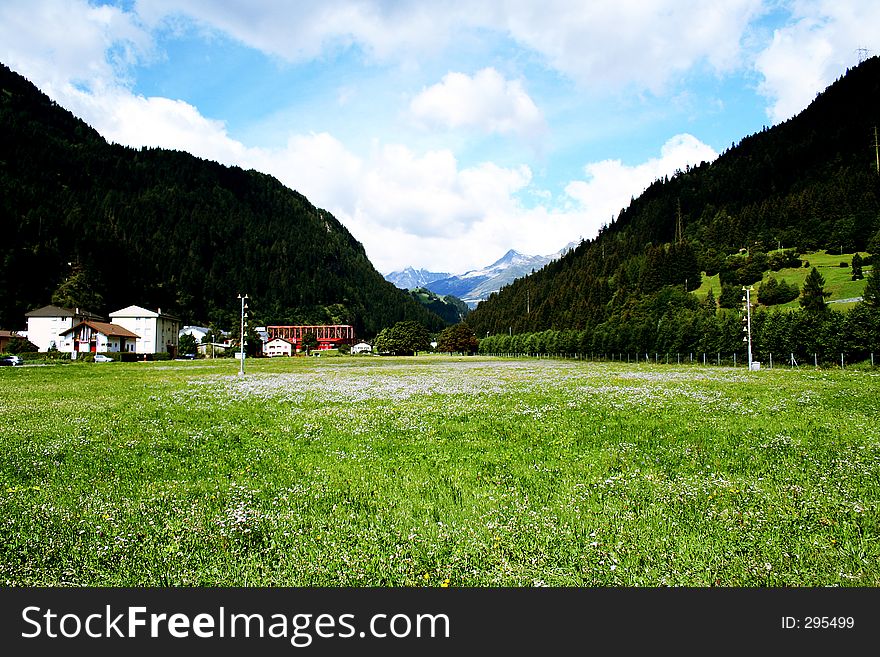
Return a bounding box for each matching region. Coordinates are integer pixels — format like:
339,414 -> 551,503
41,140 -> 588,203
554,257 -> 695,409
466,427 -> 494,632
0,355 -> 23,366
94,354 -> 114,362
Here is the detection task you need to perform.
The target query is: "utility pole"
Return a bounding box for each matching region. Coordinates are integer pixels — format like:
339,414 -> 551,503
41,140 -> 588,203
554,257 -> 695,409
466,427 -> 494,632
742,286 -> 754,370
675,198 -> 683,244
238,293 -> 248,376
873,126 -> 879,175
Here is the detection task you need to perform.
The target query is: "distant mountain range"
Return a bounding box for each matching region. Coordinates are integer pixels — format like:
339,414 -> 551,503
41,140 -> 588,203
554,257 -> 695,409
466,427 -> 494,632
385,243 -> 577,308
384,267 -> 451,291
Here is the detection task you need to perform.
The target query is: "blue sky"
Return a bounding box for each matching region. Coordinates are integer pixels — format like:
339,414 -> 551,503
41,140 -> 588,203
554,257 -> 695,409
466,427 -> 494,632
2,1 -> 878,274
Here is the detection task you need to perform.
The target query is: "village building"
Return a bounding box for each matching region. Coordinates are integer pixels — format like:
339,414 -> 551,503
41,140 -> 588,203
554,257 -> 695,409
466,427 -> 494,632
24,305 -> 105,352
265,325 -> 356,351
109,305 -> 181,356
179,325 -> 211,344
59,321 -> 139,356
264,337 -> 296,357
351,341 -> 372,354
0,330 -> 25,352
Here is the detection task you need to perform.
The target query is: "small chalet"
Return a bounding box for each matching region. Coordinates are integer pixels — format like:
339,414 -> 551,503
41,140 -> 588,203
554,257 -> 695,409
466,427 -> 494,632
59,321 -> 139,356
264,337 -> 296,357
351,342 -> 372,354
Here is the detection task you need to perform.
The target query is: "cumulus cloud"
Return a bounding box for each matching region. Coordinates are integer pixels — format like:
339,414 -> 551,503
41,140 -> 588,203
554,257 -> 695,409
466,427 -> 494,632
410,68 -> 546,139
132,0 -> 762,93
499,0 -> 764,92
0,0 -> 151,94
133,0 -> 463,62
565,134 -> 718,226
754,0 -> 880,123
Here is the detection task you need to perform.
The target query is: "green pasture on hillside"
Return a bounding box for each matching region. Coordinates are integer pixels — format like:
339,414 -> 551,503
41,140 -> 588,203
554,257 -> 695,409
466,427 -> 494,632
694,250 -> 871,309
1,356 -> 877,586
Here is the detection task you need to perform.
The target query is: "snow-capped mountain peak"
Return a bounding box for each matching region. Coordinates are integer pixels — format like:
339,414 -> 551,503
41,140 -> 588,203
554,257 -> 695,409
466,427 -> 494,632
384,240 -> 579,308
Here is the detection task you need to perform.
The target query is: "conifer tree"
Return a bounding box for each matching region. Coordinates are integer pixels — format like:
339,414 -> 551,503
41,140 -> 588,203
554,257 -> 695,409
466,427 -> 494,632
800,267 -> 830,313
864,265 -> 880,308
851,253 -> 864,280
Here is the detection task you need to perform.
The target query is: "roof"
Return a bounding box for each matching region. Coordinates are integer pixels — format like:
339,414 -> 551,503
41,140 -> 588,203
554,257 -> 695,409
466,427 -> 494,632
25,304 -> 104,320
266,337 -> 296,345
109,305 -> 181,321
59,321 -> 140,339
0,330 -> 22,338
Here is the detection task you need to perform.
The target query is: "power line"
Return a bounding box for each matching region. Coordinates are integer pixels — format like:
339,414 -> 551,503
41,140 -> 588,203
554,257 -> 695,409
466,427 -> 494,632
873,126 -> 879,175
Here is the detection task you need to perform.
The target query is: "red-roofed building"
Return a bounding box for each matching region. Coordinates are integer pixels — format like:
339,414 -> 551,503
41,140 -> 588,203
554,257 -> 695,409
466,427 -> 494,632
59,321 -> 140,356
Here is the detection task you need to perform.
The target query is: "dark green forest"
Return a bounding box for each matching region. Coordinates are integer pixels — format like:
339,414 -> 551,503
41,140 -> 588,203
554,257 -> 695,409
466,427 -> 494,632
468,57 -> 880,362
0,62 -> 444,336
407,288 -> 470,325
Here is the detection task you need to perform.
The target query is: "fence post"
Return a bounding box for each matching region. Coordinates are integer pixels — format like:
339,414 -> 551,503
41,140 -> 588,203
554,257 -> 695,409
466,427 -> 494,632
734,353 -> 737,367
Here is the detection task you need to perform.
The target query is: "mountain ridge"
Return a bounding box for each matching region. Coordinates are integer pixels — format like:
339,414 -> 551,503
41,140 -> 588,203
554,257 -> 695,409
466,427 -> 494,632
386,242 -> 577,307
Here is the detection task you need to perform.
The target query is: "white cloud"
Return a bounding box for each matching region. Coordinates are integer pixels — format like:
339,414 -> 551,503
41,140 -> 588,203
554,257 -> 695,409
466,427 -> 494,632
133,0 -> 462,62
500,0 -> 764,92
565,133 -> 718,227
0,0 -> 151,94
73,90 -> 247,162
132,0 -> 762,94
755,0 -> 880,123
410,68 -> 546,139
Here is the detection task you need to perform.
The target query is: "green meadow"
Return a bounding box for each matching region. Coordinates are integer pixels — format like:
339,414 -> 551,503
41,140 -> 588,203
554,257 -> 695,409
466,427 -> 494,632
695,250 -> 872,309
1,356 -> 877,587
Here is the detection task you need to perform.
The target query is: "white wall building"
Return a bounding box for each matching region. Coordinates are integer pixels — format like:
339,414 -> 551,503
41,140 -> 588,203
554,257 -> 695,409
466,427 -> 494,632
264,337 -> 295,357
180,325 -> 210,344
24,305 -> 104,352
58,321 -> 139,356
109,305 -> 181,356
351,342 -> 372,354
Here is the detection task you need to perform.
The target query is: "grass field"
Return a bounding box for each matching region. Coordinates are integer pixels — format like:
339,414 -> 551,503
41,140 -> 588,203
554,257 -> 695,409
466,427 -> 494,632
1,356 -> 878,587
694,250 -> 872,309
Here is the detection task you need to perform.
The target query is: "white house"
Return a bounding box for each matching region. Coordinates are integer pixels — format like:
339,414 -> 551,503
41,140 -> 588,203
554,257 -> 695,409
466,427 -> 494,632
109,305 -> 181,356
264,337 -> 295,357
24,305 -> 105,352
59,321 -> 139,356
179,325 -> 211,344
351,341 -> 372,354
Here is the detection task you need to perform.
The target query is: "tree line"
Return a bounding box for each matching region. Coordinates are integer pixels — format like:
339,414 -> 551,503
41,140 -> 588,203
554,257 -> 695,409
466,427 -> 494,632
479,267 -> 880,364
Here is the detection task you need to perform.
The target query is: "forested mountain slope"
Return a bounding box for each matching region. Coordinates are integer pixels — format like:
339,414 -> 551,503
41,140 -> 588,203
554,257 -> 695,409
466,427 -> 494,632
468,57 -> 880,340
0,62 -> 444,335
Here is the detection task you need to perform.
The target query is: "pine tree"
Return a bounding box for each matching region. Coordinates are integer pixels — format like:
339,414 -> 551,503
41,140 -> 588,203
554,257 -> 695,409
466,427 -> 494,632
864,264 -> 880,308
800,267 -> 830,313
851,253 -> 864,280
